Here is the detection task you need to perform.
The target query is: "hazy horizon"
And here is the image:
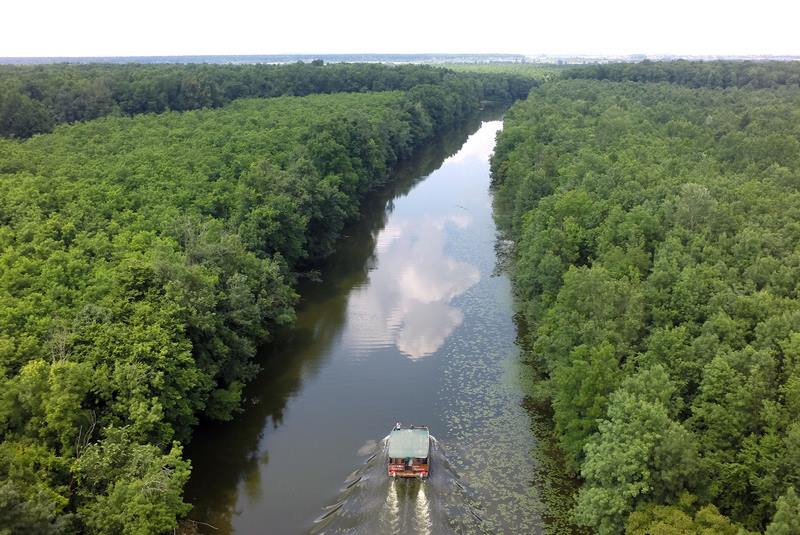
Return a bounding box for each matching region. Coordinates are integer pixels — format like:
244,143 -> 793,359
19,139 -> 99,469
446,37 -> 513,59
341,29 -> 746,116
2,53 -> 799,67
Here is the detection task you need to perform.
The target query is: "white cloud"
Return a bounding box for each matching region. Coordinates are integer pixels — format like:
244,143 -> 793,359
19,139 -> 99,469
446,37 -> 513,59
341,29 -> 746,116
345,212 -> 480,359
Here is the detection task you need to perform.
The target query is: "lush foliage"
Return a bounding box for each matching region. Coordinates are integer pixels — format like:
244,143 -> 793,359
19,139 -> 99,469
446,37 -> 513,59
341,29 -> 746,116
0,66 -> 520,532
492,64 -> 800,534
0,62 -> 533,138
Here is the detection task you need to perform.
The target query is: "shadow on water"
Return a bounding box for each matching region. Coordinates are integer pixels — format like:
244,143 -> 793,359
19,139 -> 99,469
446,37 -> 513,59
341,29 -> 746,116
309,437 -> 484,535
183,108 -> 505,534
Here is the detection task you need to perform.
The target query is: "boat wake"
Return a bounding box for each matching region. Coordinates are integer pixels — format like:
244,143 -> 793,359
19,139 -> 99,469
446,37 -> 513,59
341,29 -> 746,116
309,436 -> 485,535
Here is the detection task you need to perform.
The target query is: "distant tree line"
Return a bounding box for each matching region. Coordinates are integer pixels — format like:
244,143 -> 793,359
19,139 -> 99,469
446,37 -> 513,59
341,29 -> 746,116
0,62 -> 534,138
0,65 -> 533,533
492,63 -> 800,534
563,59 -> 800,89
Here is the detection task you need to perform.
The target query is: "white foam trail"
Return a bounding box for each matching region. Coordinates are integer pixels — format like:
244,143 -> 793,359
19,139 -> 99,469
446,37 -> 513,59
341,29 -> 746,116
414,480 -> 432,535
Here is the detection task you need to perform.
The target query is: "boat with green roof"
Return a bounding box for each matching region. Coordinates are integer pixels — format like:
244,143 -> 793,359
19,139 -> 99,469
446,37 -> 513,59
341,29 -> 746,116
386,423 -> 431,478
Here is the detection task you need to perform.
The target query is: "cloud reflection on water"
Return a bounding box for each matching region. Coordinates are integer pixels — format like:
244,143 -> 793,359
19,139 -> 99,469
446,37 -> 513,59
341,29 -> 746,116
346,212 -> 480,359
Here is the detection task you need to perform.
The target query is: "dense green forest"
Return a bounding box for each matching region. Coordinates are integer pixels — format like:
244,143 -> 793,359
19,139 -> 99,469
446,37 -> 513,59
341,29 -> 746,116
492,65 -> 800,533
0,64 -> 534,533
0,62 -> 532,138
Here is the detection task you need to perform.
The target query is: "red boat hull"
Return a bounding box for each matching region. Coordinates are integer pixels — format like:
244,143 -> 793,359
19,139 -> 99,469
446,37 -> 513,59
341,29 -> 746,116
388,462 -> 429,478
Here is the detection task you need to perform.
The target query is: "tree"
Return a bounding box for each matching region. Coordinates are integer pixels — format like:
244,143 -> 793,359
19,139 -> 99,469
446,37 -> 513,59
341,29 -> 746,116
0,480 -> 75,535
573,368 -> 698,534
627,497 -> 750,535
72,427 -> 191,535
0,90 -> 51,137
766,488 -> 800,535
552,341 -> 622,470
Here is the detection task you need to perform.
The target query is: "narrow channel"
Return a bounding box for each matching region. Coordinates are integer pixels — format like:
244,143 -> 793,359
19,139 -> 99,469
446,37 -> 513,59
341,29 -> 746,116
185,110 -> 549,534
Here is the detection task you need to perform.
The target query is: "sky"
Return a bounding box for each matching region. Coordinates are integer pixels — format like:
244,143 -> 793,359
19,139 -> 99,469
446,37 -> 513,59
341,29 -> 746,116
2,0 -> 799,57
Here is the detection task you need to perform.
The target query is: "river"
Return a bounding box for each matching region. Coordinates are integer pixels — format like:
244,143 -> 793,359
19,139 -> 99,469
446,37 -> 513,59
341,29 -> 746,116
185,111 -> 563,534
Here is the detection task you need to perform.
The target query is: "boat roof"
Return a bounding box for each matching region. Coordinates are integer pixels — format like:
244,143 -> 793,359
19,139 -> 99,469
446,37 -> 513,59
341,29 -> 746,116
388,428 -> 430,458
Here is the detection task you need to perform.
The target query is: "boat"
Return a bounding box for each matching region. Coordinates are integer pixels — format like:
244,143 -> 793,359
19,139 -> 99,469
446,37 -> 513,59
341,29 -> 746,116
386,423 -> 430,478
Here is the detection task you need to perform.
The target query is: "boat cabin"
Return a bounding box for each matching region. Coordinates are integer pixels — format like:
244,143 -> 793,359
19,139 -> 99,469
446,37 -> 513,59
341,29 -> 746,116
387,425 -> 430,478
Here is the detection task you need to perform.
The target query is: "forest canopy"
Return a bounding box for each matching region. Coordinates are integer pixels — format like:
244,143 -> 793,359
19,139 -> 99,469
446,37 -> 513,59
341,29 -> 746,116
492,63 -> 800,534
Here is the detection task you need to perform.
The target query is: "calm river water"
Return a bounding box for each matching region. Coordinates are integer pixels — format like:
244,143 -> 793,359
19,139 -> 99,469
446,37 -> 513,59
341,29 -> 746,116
185,112 -> 559,534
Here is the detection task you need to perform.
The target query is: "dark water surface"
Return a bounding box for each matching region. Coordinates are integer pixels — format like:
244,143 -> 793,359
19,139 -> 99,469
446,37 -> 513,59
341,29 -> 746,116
185,112 -> 550,534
